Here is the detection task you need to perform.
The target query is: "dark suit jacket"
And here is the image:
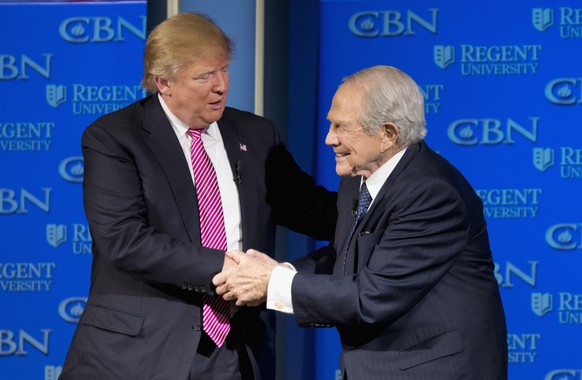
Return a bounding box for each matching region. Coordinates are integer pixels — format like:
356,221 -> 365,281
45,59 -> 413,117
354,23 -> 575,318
292,141 -> 508,379
60,95 -> 336,380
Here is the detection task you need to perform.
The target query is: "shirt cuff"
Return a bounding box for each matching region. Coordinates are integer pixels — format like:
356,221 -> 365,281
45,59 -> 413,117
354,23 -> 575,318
267,264 -> 296,314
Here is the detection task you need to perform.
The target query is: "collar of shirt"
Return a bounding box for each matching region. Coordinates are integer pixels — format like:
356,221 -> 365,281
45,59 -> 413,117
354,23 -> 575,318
158,93 -> 220,142
362,147 -> 407,206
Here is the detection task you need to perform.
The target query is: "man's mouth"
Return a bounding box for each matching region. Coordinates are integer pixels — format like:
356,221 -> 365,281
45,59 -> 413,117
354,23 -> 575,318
209,99 -> 223,109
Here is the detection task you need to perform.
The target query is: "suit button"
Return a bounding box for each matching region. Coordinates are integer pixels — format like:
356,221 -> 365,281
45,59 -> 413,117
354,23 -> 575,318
192,322 -> 201,331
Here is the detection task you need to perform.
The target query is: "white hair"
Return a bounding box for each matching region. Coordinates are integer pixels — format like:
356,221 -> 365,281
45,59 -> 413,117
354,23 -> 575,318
341,65 -> 427,147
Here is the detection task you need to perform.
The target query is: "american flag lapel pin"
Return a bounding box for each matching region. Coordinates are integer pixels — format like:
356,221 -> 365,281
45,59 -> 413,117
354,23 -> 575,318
239,142 -> 247,152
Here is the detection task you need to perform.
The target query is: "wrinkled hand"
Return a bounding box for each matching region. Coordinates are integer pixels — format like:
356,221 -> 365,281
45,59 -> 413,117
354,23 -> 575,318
213,249 -> 279,307
213,250 -> 244,289
221,251 -> 239,273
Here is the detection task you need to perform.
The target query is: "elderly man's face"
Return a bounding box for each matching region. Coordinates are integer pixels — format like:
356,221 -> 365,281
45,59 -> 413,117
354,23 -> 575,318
325,84 -> 390,178
156,52 -> 230,129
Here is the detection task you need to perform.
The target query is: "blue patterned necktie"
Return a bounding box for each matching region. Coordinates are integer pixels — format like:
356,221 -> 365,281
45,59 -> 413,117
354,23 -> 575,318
355,182 -> 372,225
342,182 -> 372,274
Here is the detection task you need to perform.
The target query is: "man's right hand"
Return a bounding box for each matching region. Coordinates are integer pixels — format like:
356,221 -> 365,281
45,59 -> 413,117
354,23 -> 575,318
213,249 -> 278,307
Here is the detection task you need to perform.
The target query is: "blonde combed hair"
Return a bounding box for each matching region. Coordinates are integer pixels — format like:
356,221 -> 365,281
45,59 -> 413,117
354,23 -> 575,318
141,12 -> 233,92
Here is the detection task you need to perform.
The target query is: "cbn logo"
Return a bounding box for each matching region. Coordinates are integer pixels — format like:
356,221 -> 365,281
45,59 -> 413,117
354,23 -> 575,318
59,16 -> 146,43
59,297 -> 87,323
448,117 -> 539,146
0,188 -> 51,214
348,9 -> 438,37
494,261 -> 538,288
59,156 -> 84,183
532,8 -> 554,32
0,329 -> 51,356
0,54 -> 52,80
545,78 -> 582,105
546,224 -> 582,250
545,369 -> 582,380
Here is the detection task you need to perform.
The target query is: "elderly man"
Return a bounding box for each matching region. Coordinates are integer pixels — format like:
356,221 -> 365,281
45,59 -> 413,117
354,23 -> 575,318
215,66 -> 508,379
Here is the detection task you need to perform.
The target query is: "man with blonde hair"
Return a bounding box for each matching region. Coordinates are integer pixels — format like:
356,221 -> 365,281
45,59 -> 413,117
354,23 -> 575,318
60,13 -> 336,380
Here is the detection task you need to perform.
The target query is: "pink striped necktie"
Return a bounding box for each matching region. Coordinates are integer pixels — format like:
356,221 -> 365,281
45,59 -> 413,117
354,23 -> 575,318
187,128 -> 231,347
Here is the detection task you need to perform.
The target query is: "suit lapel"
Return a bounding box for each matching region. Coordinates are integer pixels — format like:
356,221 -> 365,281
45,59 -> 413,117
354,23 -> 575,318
216,110 -> 255,250
340,143 -> 423,274
140,96 -> 201,243
216,111 -> 244,182
333,176 -> 361,275
358,142 -> 421,229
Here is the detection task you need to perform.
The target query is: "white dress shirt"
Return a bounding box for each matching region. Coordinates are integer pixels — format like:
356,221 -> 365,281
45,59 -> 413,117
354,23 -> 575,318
267,148 -> 407,314
159,94 -> 243,251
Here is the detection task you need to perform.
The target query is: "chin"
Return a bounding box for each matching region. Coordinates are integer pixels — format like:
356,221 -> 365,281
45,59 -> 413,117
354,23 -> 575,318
335,168 -> 351,177
205,111 -> 225,123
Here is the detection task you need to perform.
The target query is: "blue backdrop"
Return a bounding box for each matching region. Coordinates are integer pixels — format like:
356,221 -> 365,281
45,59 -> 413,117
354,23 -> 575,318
313,1 -> 582,380
1,1 -> 581,379
0,2 -> 146,379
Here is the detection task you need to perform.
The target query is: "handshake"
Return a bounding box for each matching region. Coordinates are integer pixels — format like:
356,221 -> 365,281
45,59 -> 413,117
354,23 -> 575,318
212,249 -> 281,307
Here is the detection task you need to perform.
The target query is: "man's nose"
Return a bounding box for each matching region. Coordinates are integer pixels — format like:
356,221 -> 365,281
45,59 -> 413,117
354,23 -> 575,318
213,71 -> 228,93
325,126 -> 337,146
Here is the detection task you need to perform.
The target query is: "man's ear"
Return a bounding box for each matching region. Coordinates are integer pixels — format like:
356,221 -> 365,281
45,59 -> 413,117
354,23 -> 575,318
381,122 -> 399,151
155,77 -> 171,96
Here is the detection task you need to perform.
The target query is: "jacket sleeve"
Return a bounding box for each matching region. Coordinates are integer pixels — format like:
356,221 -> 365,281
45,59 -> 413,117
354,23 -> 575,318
290,245 -> 336,275
291,177 -> 470,328
265,126 -> 338,241
82,119 -> 224,293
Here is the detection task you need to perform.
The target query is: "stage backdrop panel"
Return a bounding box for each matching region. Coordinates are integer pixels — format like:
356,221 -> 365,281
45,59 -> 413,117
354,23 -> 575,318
0,1 -> 271,379
313,1 -> 582,379
0,2 -> 146,379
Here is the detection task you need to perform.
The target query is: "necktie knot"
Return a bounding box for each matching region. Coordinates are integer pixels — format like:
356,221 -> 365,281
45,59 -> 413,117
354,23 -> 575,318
187,128 -> 203,140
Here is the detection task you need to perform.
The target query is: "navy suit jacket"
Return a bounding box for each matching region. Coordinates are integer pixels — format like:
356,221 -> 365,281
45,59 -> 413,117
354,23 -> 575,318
292,142 -> 507,379
60,95 -> 336,380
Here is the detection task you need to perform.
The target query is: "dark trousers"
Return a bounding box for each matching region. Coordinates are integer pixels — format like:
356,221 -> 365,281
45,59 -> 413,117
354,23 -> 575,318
188,330 -> 254,380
